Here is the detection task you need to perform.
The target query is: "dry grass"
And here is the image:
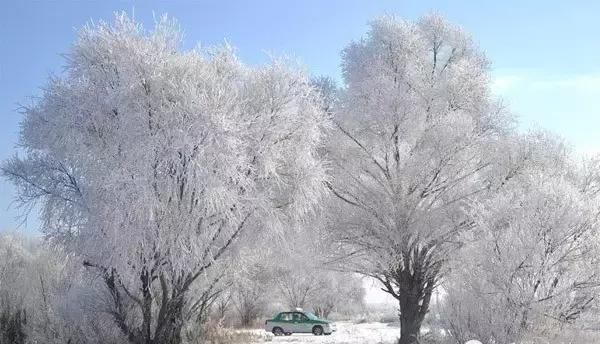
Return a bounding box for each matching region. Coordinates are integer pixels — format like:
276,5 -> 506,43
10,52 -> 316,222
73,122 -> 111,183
522,329 -> 600,344
185,321 -> 273,344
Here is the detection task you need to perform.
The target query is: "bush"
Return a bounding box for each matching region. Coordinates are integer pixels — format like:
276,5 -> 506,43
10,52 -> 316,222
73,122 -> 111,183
0,298 -> 27,344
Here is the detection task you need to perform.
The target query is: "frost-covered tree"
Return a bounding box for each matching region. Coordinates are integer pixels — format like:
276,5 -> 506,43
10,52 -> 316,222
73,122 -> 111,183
2,13 -> 330,344
441,133 -> 600,344
328,14 -> 510,343
310,272 -> 364,319
232,265 -> 271,328
275,267 -> 321,310
274,265 -> 364,319
311,76 -> 339,115
211,288 -> 233,325
0,234 -> 30,344
0,233 -> 123,344
270,232 -> 364,318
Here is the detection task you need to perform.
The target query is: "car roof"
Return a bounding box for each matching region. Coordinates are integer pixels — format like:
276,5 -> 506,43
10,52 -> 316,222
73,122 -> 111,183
278,311 -> 304,316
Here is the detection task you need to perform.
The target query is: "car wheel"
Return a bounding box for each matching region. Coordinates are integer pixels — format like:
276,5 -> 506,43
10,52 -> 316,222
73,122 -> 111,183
312,326 -> 323,336
272,327 -> 284,336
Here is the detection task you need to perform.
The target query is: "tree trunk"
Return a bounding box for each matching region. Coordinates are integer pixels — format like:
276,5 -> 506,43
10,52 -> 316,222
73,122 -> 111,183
153,296 -> 185,344
398,293 -> 426,344
97,266 -> 187,344
380,243 -> 438,344
153,315 -> 183,344
313,303 -> 334,319
313,306 -> 323,319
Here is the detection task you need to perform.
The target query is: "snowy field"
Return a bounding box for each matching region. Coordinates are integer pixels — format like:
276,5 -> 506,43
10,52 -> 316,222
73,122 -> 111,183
238,322 -> 600,344
245,322 -> 401,344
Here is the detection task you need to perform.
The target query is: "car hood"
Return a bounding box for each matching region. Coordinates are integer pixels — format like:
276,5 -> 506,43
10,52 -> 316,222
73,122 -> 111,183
314,319 -> 332,325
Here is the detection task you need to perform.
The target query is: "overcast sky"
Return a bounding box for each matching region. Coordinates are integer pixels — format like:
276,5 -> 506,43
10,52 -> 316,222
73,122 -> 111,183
1,0 -> 599,232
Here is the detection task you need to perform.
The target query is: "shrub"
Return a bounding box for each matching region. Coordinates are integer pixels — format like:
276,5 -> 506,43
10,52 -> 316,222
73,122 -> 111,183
0,298 -> 27,344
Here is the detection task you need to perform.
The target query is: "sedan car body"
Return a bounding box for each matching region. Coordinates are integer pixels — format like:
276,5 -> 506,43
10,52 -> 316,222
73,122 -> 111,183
265,311 -> 336,336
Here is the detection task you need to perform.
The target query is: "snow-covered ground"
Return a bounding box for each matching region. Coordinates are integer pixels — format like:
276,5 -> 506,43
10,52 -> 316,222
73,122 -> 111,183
245,321 -> 401,344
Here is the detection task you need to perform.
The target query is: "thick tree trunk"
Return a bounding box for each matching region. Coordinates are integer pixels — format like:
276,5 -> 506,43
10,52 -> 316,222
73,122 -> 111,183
395,268 -> 435,344
122,296 -> 185,344
398,293 -> 427,344
379,243 -> 438,344
153,302 -> 184,344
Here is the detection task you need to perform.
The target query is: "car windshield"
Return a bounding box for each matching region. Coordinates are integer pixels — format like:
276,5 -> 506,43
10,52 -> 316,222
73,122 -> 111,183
304,312 -> 320,320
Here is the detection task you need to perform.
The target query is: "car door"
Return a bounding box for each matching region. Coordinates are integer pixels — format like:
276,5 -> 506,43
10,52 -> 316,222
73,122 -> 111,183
292,312 -> 311,333
278,312 -> 294,333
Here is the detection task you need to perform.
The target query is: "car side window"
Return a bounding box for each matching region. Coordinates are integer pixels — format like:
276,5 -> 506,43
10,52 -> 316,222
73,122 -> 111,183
280,313 -> 292,321
293,312 -> 308,322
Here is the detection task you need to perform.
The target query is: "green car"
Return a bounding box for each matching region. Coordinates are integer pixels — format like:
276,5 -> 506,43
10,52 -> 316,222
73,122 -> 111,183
264,310 -> 336,336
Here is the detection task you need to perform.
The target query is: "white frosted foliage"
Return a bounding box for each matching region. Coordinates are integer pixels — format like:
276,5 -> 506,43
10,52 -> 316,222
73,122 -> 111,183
2,13 -> 331,342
